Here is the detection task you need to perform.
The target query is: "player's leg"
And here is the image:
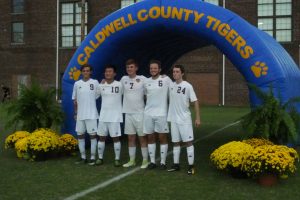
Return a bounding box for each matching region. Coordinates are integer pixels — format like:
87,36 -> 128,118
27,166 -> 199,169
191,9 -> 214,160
96,121 -> 108,165
75,120 -> 87,164
168,122 -> 181,172
144,114 -> 156,169
108,122 -> 122,167
123,114 -> 137,167
155,116 -> 169,169
86,119 -> 98,165
181,124 -> 195,175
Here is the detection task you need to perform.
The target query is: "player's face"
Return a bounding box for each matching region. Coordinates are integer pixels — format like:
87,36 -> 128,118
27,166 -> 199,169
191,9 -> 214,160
82,67 -> 91,80
150,63 -> 161,77
105,68 -> 116,80
173,67 -> 183,81
126,64 -> 138,76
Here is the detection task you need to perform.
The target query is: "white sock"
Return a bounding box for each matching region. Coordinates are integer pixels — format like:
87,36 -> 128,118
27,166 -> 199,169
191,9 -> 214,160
90,138 -> 97,160
187,145 -> 194,165
141,147 -> 148,161
78,138 -> 86,159
173,146 -> 181,164
160,144 -> 168,165
97,141 -> 105,159
114,142 -> 121,160
148,143 -> 156,163
128,147 -> 136,162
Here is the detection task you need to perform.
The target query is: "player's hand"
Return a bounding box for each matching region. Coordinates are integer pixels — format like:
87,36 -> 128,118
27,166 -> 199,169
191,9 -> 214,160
101,79 -> 105,84
195,119 -> 201,127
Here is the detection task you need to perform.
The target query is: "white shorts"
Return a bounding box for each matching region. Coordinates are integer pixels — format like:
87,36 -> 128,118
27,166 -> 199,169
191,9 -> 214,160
124,113 -> 145,136
97,122 -> 121,138
170,122 -> 194,143
143,114 -> 169,134
76,119 -> 97,135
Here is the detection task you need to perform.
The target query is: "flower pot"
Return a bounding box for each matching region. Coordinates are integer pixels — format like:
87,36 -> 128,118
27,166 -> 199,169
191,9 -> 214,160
258,174 -> 278,186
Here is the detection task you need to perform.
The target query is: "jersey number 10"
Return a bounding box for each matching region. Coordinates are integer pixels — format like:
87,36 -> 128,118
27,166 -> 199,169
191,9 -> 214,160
111,87 -> 119,93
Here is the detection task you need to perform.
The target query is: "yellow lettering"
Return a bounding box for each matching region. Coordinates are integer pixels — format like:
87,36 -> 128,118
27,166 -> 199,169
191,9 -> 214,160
226,29 -> 238,44
161,6 -> 171,19
120,17 -> 130,28
137,9 -> 148,22
183,9 -> 193,22
77,54 -> 88,65
193,11 -> 205,24
206,16 -> 217,28
232,36 -> 246,52
240,46 -> 254,59
171,7 -> 183,20
90,40 -> 99,49
95,31 -> 106,44
128,14 -> 137,25
84,46 -> 95,58
113,18 -> 123,31
149,6 -> 160,19
101,23 -> 115,37
212,20 -> 221,31
218,23 -> 230,37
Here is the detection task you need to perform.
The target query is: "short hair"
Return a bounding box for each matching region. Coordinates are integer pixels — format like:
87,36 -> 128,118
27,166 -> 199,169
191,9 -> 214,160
126,59 -> 138,67
80,64 -> 93,72
173,64 -> 185,74
104,64 -> 117,73
149,59 -> 161,68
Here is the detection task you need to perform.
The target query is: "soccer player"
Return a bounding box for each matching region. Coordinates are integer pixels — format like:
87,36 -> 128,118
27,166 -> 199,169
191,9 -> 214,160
121,59 -> 149,169
144,60 -> 172,170
72,64 -> 100,165
167,64 -> 200,175
96,65 -> 123,167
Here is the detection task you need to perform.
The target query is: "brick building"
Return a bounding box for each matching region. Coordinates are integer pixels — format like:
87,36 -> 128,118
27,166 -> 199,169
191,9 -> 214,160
0,0 -> 299,105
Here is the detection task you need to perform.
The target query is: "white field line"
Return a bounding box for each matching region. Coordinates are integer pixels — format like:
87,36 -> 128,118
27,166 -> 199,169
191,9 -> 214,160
63,120 -> 241,200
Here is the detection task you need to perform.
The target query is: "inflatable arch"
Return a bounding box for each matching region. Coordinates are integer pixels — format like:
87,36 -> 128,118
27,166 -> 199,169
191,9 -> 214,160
62,0 -> 300,134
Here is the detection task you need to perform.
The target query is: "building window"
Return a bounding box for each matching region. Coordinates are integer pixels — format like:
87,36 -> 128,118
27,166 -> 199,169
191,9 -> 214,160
257,0 -> 292,42
12,0 -> 24,13
60,2 -> 88,48
121,0 -> 143,8
11,22 -> 24,43
203,0 -> 219,6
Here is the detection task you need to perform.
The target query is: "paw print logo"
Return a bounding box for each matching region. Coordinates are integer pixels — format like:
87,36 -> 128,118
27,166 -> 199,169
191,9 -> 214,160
251,62 -> 268,78
69,67 -> 81,81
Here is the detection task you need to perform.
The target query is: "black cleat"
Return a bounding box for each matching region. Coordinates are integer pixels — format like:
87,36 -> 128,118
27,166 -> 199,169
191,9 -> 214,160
167,164 -> 180,172
187,165 -> 195,175
160,163 -> 167,170
147,162 -> 157,169
88,159 -> 96,166
75,158 -> 87,165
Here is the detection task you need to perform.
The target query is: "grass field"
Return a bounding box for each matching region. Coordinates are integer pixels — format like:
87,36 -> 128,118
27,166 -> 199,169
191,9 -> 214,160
1,105 -> 300,200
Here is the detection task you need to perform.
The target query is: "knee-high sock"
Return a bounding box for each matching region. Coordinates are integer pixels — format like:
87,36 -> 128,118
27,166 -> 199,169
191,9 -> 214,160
128,147 -> 136,161
90,138 -> 97,160
160,144 -> 168,165
148,143 -> 156,163
114,142 -> 121,160
187,145 -> 194,165
97,141 -> 105,159
78,138 -> 86,159
141,147 -> 148,161
173,146 -> 181,164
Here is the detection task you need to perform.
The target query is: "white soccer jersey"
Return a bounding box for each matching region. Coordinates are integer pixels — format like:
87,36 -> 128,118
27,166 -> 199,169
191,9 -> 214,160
72,79 -> 100,120
120,75 -> 146,113
144,75 -> 172,116
98,80 -> 123,122
167,81 -> 198,124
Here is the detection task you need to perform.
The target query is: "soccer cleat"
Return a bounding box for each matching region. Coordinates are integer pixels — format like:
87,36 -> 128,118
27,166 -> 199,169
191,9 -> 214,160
187,165 -> 195,175
140,160 -> 149,169
114,160 -> 121,167
75,158 -> 87,165
147,162 -> 157,169
88,159 -> 96,166
123,160 -> 136,168
160,163 -> 167,170
167,164 -> 180,172
95,159 -> 104,165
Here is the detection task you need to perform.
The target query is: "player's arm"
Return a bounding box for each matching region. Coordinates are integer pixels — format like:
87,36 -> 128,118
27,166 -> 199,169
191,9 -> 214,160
72,83 -> 78,120
193,100 -> 201,127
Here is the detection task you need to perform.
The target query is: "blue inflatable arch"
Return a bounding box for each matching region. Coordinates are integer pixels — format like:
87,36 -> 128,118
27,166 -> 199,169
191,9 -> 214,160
62,0 -> 300,134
